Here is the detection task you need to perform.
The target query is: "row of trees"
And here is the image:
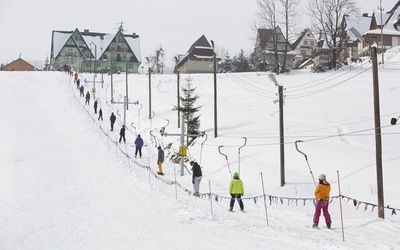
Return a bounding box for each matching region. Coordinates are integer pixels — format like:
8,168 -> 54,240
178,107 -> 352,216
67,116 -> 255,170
253,0 -> 359,73
147,0 -> 359,74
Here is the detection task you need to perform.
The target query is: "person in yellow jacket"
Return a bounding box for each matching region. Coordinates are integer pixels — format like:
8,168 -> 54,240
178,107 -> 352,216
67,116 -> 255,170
313,174 -> 332,229
229,172 -> 244,212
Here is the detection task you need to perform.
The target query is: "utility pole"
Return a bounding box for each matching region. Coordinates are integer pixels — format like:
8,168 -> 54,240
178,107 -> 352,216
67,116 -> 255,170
148,66 -> 152,119
161,114 -> 205,176
378,0 -> 385,64
113,96 -> 139,126
110,51 -> 114,102
126,63 -> 129,110
177,69 -> 181,128
278,85 -> 285,187
211,40 -> 218,138
269,74 -> 285,186
371,46 -> 385,219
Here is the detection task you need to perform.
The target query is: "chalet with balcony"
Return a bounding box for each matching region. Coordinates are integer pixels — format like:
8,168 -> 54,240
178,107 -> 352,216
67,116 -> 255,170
254,26 -> 294,71
291,29 -> 317,68
50,25 -> 141,73
175,35 -> 215,74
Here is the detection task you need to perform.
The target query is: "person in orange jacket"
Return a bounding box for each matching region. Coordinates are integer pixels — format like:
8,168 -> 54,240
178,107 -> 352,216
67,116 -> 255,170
313,174 -> 332,229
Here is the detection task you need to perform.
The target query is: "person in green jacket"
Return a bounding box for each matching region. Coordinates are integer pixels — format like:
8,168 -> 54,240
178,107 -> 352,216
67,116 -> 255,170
229,172 -> 244,211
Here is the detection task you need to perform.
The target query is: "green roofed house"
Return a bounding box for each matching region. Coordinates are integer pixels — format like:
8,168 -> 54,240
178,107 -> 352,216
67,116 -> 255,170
50,24 -> 141,73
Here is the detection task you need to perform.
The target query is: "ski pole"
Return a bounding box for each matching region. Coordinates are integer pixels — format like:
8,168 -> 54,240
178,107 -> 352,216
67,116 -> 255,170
295,140 -> 316,186
238,137 -> 247,176
218,146 -> 232,177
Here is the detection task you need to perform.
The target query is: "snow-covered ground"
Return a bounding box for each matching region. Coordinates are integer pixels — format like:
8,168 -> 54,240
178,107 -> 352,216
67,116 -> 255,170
1,48 -> 400,249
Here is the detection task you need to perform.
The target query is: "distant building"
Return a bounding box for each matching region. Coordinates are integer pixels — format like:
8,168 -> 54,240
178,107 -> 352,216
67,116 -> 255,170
253,26 -> 294,71
0,58 -> 36,71
175,35 -> 215,74
50,24 -> 141,73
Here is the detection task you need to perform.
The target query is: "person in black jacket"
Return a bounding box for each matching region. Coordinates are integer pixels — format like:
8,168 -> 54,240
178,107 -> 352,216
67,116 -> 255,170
190,161 -> 202,197
98,108 -> 103,121
85,91 -> 90,105
110,112 -> 116,131
94,100 -> 98,114
119,125 -> 126,143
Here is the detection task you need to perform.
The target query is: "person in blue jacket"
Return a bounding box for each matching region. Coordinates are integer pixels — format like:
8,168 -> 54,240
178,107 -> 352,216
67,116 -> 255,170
134,134 -> 144,158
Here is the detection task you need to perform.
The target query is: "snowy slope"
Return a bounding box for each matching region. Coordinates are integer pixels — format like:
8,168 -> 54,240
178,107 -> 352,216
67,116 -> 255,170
0,48 -> 400,249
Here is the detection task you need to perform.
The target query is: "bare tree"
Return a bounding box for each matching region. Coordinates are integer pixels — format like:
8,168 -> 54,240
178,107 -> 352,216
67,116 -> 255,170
279,0 -> 301,73
308,0 -> 358,69
256,0 -> 280,73
148,46 -> 165,73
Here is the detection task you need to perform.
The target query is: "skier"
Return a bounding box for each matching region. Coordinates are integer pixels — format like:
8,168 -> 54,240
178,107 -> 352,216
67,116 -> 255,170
85,91 -> 90,105
190,161 -> 202,197
110,112 -> 116,131
76,78 -> 80,89
119,125 -> 126,143
157,146 -> 164,175
94,100 -> 98,114
98,108 -> 103,121
74,72 -> 78,83
312,174 -> 332,229
79,85 -> 84,97
229,172 -> 244,212
134,134 -> 144,158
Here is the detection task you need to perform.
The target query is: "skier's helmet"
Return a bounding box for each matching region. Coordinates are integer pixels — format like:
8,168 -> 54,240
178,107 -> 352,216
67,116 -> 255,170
318,174 -> 326,180
233,172 -> 239,178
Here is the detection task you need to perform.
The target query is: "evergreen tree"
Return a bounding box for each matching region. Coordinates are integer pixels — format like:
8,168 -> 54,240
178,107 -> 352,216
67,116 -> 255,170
220,52 -> 234,73
173,77 -> 201,136
233,49 -> 251,72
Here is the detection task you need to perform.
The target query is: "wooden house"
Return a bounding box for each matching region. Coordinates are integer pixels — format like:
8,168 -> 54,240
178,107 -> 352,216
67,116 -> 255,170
50,25 -> 141,73
175,35 -> 215,74
254,26 -> 294,71
0,58 -> 36,71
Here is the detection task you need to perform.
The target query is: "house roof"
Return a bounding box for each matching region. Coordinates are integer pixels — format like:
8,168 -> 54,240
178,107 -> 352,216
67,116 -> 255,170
345,15 -> 372,34
176,35 -> 214,68
52,28 -> 141,62
291,29 -> 315,50
1,58 -> 35,71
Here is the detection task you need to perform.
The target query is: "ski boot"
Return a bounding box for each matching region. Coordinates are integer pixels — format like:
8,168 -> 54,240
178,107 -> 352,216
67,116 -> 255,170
312,222 -> 319,229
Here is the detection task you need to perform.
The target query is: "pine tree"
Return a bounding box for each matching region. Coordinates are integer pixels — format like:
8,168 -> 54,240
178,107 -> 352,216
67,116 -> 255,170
233,49 -> 251,72
220,52 -> 234,73
173,77 -> 201,136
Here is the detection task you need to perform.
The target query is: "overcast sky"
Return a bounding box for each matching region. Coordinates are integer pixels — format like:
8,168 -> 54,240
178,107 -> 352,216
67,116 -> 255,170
0,0 -> 398,67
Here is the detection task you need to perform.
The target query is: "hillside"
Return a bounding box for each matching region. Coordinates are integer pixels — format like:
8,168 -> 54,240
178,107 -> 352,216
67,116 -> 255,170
0,48 -> 400,249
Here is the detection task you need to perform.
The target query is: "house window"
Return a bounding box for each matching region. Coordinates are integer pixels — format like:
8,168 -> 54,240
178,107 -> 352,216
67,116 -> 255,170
304,41 -> 308,45
310,41 -> 314,45
371,37 -> 377,45
385,36 -> 391,46
301,50 -> 306,55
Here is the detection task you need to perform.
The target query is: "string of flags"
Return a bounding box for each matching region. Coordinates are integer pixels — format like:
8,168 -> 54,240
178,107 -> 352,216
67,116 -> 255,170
72,78 -> 399,218
91,108 -> 400,217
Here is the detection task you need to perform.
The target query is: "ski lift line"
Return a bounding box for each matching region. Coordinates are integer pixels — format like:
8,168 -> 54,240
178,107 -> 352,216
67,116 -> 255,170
286,62 -> 373,91
295,140 -> 317,186
199,133 -> 208,166
285,69 -> 357,93
227,73 -> 277,94
218,146 -> 232,177
198,125 -> 399,148
286,69 -> 369,99
225,73 -> 277,98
